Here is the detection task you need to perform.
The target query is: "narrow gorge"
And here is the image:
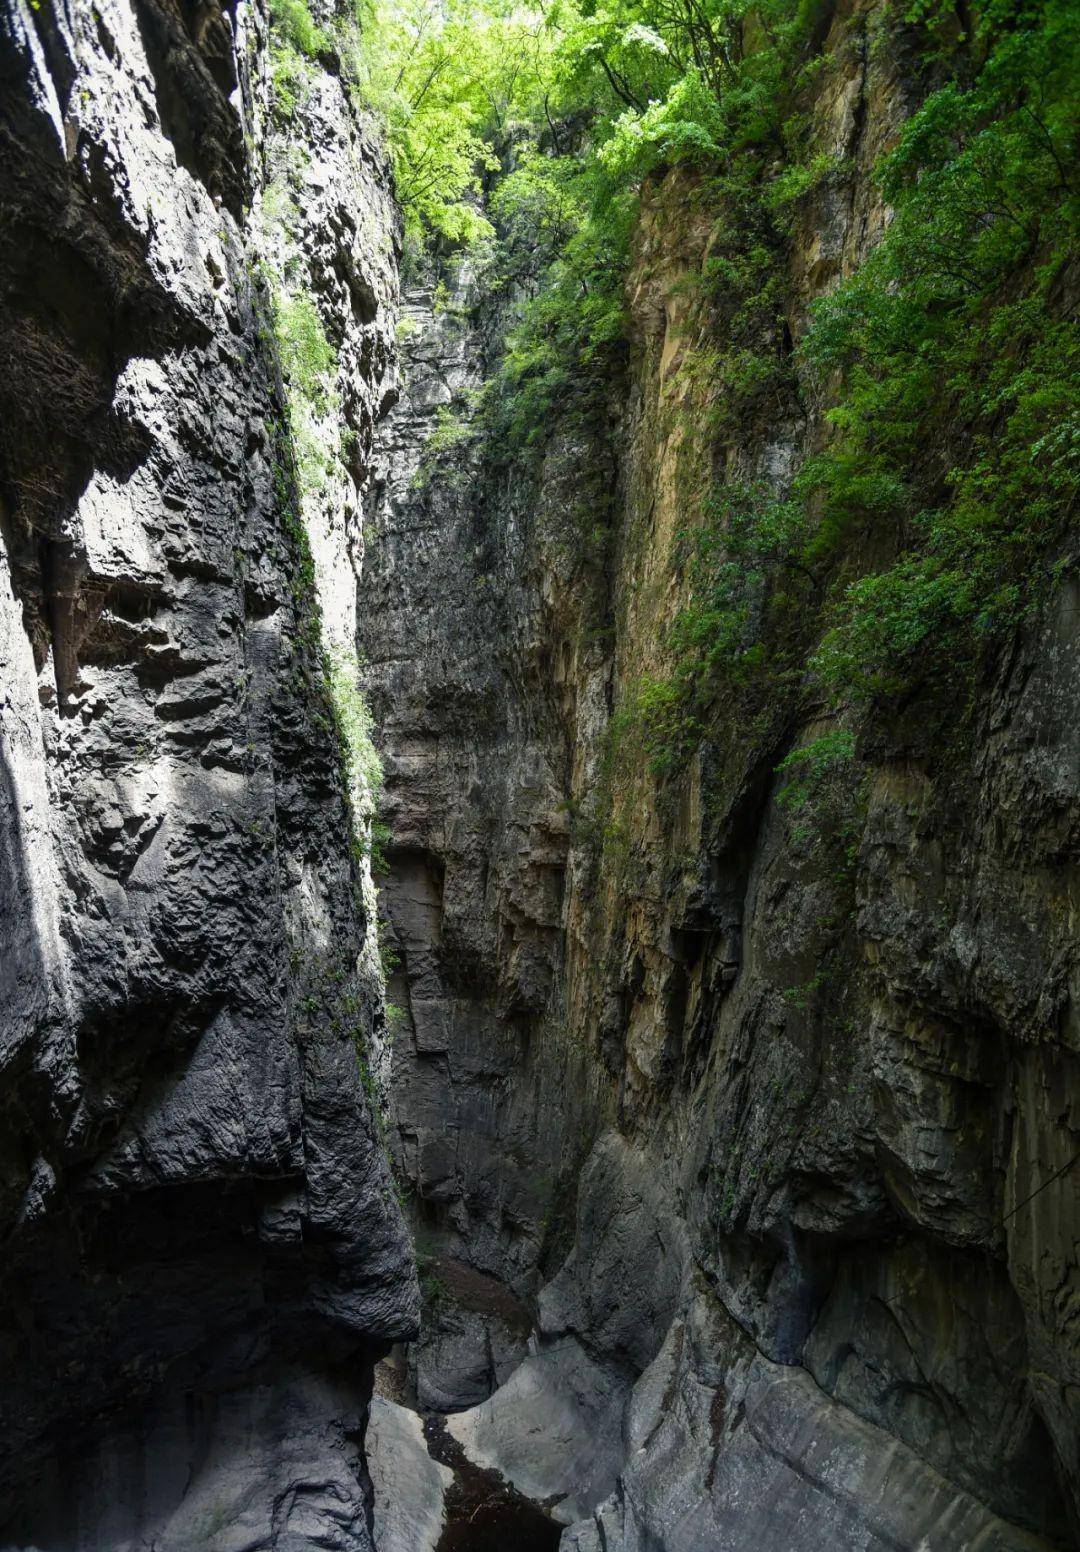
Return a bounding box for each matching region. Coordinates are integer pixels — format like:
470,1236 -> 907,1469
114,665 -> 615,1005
0,0 -> 1077,1549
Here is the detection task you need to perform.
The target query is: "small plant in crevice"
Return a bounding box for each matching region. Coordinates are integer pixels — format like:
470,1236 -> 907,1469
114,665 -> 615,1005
270,285 -> 340,499
410,398 -> 479,493
377,931 -> 401,985
774,729 -> 858,842
781,968 -> 829,1014
369,816 -> 392,877
267,0 -> 327,122
326,645 -> 383,810
420,1270 -> 445,1306
274,292 -> 336,412
355,1045 -> 379,1102
291,941 -> 384,1091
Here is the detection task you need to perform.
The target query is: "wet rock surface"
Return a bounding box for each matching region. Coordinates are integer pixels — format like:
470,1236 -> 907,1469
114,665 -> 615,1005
423,1416 -> 561,1552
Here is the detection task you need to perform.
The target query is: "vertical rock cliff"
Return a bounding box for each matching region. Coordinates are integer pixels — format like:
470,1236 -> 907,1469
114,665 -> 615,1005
2,0 -> 1077,1549
0,0 -> 417,1544
359,2 -> 1080,1549
360,257 -> 605,1415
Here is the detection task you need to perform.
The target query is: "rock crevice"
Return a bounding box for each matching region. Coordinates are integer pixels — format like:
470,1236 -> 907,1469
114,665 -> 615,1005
358,5 -> 1079,1549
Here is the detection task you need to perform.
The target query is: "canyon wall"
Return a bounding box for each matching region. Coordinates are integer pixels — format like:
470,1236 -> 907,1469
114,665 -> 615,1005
360,2 -> 1080,1548
0,0 -> 416,1545
1,0 -> 1077,1548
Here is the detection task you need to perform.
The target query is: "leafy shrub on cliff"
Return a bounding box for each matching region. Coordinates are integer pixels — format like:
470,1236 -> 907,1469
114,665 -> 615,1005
610,0 -> 1079,782
349,0 -> 1078,747
346,0 -> 817,450
481,0 -> 816,456
269,287 -> 340,495
613,481 -> 807,774
802,0 -> 1080,703
275,294 -> 337,413
775,728 -> 859,846
327,646 -> 384,828
485,202 -> 631,451
327,647 -> 382,796
346,0 -> 548,248
270,0 -> 329,57
268,0 -> 328,119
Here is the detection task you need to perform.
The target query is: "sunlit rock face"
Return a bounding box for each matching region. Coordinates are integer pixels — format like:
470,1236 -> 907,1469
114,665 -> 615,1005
0,0 -> 416,1544
2,0 -> 1078,1547
359,2 -> 1079,1548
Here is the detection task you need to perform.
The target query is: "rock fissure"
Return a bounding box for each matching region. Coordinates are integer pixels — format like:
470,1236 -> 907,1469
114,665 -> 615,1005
353,13 -> 1078,1548
2,0 -> 1079,1549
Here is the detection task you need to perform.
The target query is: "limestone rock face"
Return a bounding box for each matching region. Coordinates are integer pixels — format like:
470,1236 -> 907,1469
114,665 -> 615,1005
358,1 -> 1079,1548
3,0 -> 1078,1545
0,0 -> 416,1543
367,1395 -> 453,1552
360,261 -> 605,1411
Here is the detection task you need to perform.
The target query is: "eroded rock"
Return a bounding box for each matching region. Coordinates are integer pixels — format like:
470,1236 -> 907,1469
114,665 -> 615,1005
0,0 -> 416,1541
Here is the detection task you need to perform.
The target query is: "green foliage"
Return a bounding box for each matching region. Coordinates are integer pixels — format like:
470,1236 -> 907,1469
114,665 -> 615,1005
801,0 -> 1080,702
328,0 -> 1077,773
348,0 -> 821,453
773,729 -> 865,883
267,0 -> 327,120
370,817 -> 392,876
775,729 -> 857,836
270,288 -> 338,495
270,0 -> 329,58
411,398 -> 477,488
765,150 -> 848,211
427,403 -> 473,455
270,49 -> 306,120
479,140 -> 634,450
606,672 -> 703,779
775,728 -> 855,802
608,481 -> 808,774
480,0 -> 825,457
356,1048 -> 379,1100
326,646 -> 384,812
344,0 -> 542,247
275,293 -> 337,412
421,1270 -> 445,1304
262,165 -> 342,498
600,0 -> 1079,781
378,931 -> 400,983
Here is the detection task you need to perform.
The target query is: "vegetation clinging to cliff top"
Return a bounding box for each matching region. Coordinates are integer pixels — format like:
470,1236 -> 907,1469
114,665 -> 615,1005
806,0 -> 1080,701
274,0 -> 1079,747
361,0 -> 1074,687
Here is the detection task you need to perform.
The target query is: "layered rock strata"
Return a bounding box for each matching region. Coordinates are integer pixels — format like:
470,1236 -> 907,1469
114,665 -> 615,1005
359,2 -> 1080,1547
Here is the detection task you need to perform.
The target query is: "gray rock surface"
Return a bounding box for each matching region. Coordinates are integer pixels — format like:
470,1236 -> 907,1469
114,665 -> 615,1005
444,1131 -> 1057,1550
2,0 -> 1078,1545
367,1395 -> 452,1552
360,258 -> 607,1411
0,0 -> 416,1541
358,2 -> 1080,1547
